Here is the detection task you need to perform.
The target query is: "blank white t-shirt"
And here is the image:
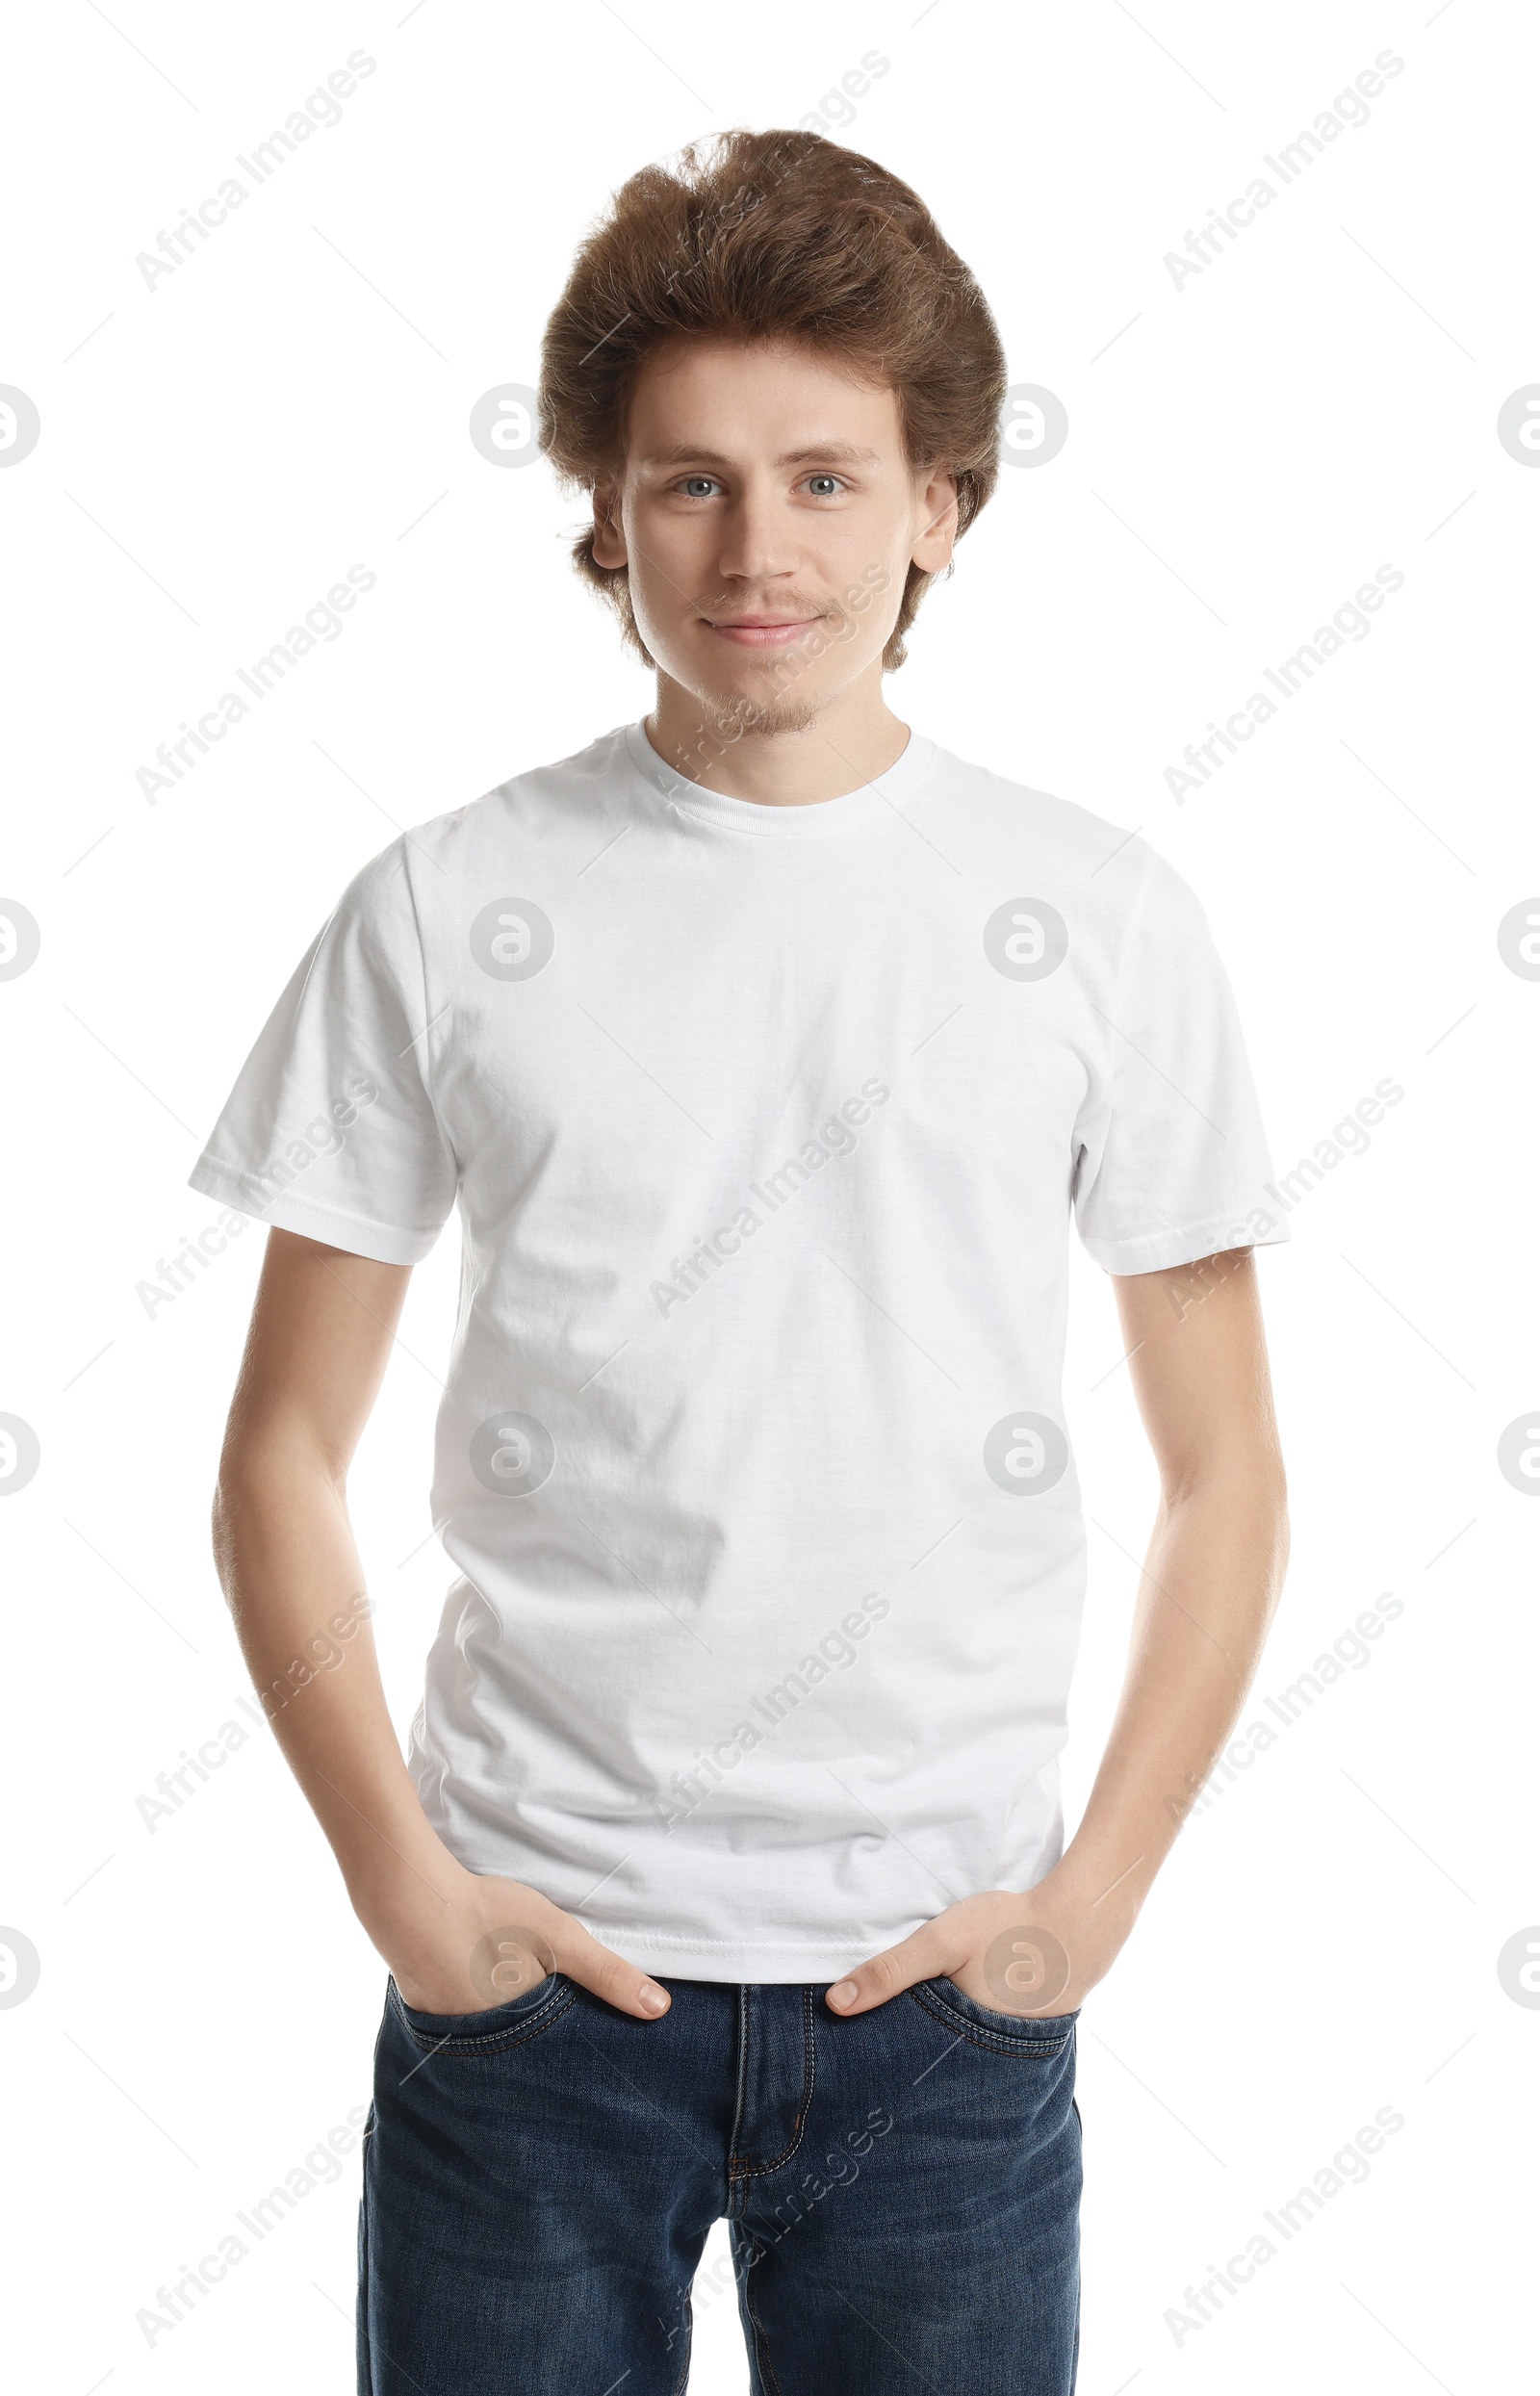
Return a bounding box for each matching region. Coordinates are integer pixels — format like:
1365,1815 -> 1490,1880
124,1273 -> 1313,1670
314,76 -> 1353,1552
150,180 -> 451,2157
190,720 -> 1288,1981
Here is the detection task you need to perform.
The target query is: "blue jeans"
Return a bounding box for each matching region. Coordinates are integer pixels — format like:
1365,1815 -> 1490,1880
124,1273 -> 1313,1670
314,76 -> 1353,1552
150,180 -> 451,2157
359,1971 -> 1081,2394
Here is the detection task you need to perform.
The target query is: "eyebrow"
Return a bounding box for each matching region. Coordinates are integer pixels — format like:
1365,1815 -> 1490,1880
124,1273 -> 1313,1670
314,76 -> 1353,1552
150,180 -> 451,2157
637,443 -> 885,469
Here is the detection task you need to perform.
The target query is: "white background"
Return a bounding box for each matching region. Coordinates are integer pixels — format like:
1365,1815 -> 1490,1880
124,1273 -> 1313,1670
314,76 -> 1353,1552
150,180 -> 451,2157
2,2 -> 1535,2389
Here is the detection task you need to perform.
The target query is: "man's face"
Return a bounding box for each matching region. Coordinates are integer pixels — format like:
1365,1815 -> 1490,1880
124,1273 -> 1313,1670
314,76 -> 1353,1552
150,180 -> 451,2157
590,337 -> 957,733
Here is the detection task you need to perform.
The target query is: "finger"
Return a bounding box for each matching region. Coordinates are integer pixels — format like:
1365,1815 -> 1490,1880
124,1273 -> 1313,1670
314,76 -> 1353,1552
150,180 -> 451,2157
826,1924 -> 965,2016
552,1919 -> 673,2020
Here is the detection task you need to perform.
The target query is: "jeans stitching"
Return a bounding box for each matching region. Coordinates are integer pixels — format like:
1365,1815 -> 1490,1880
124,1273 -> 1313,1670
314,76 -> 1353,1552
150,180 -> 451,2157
668,2291 -> 694,2396
355,2106 -> 373,2396
908,1981 -> 1075,2057
391,1979 -> 577,2055
743,2247 -> 788,2396
725,1984 -> 752,2211
728,1984 -> 817,2182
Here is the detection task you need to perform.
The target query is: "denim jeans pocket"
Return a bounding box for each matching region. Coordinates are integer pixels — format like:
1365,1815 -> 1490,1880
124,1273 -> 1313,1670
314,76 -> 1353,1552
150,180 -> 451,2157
389,1971 -> 576,2052
910,1973 -> 1079,2052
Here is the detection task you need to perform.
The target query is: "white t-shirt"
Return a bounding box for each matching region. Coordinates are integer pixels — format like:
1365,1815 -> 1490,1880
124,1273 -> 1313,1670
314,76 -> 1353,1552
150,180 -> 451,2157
190,720 -> 1288,1982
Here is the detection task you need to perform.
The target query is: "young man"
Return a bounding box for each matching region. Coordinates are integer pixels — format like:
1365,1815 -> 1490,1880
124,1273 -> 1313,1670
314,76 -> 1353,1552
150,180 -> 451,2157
194,132 -> 1289,2396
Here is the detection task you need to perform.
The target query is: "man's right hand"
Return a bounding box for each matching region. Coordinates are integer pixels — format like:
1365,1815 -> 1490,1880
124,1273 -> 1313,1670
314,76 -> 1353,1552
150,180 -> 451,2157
353,1860 -> 674,2021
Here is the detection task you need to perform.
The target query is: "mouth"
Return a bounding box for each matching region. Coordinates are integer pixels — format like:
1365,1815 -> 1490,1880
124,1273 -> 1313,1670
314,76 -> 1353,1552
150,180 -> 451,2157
703,614 -> 829,649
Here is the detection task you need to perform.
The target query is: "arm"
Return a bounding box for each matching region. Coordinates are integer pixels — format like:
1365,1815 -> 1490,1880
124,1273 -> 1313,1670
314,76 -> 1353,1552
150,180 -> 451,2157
826,1246 -> 1289,2017
213,1227 -> 673,2020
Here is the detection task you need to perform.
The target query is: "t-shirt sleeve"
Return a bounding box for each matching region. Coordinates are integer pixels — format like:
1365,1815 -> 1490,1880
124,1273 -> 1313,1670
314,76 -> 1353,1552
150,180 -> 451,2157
188,841 -> 457,1265
1072,845 -> 1289,1275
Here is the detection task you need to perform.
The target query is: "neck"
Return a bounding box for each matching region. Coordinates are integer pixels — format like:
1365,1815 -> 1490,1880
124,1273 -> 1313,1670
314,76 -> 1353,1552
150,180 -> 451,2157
646,666 -> 911,807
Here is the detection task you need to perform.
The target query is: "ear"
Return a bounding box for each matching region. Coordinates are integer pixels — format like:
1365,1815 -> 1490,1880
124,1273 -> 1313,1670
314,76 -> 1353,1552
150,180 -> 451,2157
590,480 -> 628,569
911,469 -> 959,574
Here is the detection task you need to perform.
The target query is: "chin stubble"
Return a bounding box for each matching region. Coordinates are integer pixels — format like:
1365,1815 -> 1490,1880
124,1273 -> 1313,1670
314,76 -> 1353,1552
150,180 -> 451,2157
701,691 -> 820,742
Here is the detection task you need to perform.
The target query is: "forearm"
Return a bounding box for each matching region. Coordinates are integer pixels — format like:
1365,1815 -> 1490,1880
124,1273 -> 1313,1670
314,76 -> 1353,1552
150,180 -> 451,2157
213,1437 -> 457,1908
207,1230 -> 673,2022
1056,1468 -> 1289,1914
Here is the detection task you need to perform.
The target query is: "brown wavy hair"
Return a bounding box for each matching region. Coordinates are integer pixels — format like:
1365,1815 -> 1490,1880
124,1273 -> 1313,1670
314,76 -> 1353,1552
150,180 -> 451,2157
539,130 -> 1006,671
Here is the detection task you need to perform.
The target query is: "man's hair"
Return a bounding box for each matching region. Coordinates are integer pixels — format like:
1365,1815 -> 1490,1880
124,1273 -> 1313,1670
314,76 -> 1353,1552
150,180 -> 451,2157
539,130 -> 1007,671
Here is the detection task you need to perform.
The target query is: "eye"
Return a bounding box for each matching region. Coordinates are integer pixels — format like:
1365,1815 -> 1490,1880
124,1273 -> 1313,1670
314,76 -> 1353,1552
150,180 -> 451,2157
804,474 -> 845,498
678,475 -> 722,499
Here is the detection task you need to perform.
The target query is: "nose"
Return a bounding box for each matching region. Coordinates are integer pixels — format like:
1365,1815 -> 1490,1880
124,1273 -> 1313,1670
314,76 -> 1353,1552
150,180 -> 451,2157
712,473 -> 798,585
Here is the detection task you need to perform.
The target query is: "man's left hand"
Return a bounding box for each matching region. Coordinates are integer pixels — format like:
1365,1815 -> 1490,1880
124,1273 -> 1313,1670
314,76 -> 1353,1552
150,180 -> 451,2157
823,1867 -> 1138,2020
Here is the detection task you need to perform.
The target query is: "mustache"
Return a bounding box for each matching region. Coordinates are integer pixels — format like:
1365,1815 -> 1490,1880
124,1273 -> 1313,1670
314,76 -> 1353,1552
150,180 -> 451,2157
692,592 -> 839,626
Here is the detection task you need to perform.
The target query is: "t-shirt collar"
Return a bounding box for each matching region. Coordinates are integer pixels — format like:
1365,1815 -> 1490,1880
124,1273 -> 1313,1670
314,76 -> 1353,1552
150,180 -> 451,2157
623,717 -> 936,839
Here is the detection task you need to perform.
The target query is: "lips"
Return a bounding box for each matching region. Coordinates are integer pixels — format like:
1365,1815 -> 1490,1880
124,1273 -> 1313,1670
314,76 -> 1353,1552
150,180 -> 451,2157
704,615 -> 827,647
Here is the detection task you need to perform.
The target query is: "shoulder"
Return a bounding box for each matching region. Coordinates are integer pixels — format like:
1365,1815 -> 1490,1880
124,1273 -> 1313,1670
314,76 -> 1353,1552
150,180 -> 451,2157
331,726 -> 636,928
401,725 -> 633,871
924,739 -> 1200,922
